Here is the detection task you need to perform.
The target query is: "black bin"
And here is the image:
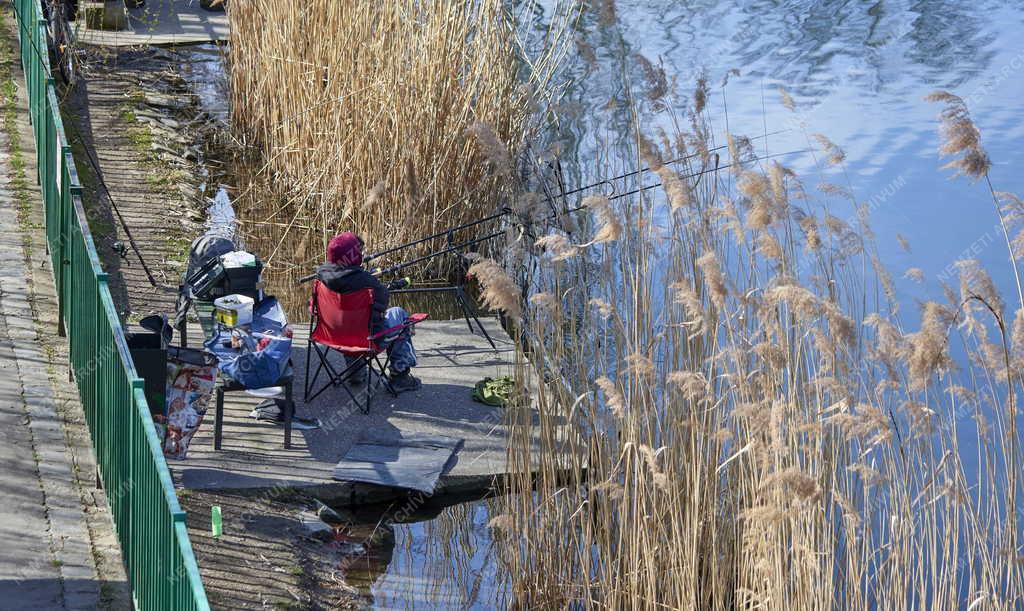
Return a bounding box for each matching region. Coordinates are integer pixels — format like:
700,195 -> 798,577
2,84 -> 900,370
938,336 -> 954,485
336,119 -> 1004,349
127,332 -> 167,418
222,263 -> 262,296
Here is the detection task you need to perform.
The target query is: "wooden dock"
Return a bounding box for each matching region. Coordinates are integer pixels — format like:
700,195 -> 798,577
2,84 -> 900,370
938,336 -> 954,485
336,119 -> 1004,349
168,317 -> 547,506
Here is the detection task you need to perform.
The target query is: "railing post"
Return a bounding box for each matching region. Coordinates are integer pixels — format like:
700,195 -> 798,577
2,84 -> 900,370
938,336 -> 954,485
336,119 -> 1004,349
93,272 -> 107,487
58,183 -> 82,338
128,379 -> 144,581
43,77 -> 53,209
35,19 -> 46,142
24,13 -> 32,125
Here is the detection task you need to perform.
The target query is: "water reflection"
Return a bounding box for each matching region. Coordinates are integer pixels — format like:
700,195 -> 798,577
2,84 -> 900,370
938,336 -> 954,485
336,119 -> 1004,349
205,186 -> 236,236
325,494 -> 506,609
184,43 -> 231,124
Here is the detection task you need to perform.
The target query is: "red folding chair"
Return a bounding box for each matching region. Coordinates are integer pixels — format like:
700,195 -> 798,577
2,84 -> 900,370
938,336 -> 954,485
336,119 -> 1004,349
304,280 -> 428,413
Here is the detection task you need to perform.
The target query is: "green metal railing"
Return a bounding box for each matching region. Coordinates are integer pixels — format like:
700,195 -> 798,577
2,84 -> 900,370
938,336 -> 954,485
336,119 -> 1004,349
12,2 -> 209,609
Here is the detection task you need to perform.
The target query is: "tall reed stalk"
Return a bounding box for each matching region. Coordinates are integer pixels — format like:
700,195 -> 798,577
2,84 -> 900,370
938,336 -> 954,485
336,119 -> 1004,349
482,83 -> 1024,609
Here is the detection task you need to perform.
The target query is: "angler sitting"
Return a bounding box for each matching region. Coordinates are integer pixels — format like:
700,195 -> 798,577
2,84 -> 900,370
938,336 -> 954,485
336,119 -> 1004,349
314,231 -> 421,393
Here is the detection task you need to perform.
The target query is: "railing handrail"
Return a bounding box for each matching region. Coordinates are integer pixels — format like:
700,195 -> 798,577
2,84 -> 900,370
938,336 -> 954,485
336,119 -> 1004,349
11,1 -> 210,608
71,191 -> 105,272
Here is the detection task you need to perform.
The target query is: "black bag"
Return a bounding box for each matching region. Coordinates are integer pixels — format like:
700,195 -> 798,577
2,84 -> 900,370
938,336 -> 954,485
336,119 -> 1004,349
188,254 -> 263,300
188,255 -> 227,300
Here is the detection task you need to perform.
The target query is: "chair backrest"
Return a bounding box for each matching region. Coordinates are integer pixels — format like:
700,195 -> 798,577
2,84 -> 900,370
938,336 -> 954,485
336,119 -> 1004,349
310,281 -> 374,349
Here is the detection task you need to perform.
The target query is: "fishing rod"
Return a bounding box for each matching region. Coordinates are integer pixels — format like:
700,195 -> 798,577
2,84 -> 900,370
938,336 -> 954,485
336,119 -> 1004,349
377,230 -> 504,277
73,127 -> 159,287
553,128 -> 791,201
295,269 -> 416,288
297,229 -> 503,284
364,129 -> 791,263
364,208 -> 511,263
358,147 -> 810,275
548,148 -> 812,220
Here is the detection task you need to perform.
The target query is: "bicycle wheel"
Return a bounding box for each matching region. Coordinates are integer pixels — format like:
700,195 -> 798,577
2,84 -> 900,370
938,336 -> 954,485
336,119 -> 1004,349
44,0 -> 76,87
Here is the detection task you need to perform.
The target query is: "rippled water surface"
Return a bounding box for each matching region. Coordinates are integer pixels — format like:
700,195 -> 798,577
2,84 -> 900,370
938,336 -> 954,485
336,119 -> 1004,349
532,0 -> 1024,311
368,1 -> 1024,605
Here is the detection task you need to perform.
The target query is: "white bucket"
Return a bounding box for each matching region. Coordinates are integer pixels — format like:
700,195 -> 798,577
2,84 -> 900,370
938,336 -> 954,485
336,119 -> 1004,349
213,294 -> 255,327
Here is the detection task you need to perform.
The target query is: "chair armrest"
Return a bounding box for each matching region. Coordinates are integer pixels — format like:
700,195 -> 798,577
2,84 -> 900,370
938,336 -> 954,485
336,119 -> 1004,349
367,313 -> 429,341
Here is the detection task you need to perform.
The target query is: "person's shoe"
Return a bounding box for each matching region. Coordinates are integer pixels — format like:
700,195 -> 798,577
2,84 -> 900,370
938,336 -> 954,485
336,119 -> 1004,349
250,400 -> 320,429
388,369 -> 421,393
341,362 -> 367,387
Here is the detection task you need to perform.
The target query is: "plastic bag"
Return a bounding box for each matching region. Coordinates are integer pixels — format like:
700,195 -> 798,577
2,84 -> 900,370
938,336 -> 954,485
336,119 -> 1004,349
205,296 -> 293,388
220,332 -> 291,387
158,348 -> 218,460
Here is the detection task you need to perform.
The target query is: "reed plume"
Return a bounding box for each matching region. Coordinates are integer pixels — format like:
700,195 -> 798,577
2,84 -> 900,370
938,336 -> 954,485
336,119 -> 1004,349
926,90 -> 991,181
467,257 -> 521,318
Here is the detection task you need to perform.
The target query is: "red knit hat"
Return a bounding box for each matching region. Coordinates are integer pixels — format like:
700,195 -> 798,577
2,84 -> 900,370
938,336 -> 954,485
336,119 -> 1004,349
327,232 -> 363,267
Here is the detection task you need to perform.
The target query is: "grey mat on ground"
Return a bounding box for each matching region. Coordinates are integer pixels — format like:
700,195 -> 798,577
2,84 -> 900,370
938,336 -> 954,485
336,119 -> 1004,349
333,431 -> 464,494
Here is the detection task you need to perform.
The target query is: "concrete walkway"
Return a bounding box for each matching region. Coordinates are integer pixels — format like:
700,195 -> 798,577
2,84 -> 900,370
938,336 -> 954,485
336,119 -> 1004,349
77,0 -> 229,47
0,8 -> 129,609
0,139 -> 97,611
0,310 -> 63,606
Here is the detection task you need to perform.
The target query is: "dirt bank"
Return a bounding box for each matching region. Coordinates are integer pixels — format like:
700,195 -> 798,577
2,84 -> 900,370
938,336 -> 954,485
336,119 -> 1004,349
178,489 -> 367,610
61,44 -> 220,319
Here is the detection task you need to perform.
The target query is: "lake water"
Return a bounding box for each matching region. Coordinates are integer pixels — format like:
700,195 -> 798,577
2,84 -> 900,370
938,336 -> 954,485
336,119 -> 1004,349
329,496 -> 506,609
527,0 -> 1024,319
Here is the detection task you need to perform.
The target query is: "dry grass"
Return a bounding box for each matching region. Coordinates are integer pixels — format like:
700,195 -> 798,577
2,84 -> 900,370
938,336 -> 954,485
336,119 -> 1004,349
226,0 -> 570,288
486,85 -> 1024,609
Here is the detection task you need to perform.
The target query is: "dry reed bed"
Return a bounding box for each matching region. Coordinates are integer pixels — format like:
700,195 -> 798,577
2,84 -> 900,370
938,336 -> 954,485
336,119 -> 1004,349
475,85 -> 1024,608
226,0 -> 567,286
